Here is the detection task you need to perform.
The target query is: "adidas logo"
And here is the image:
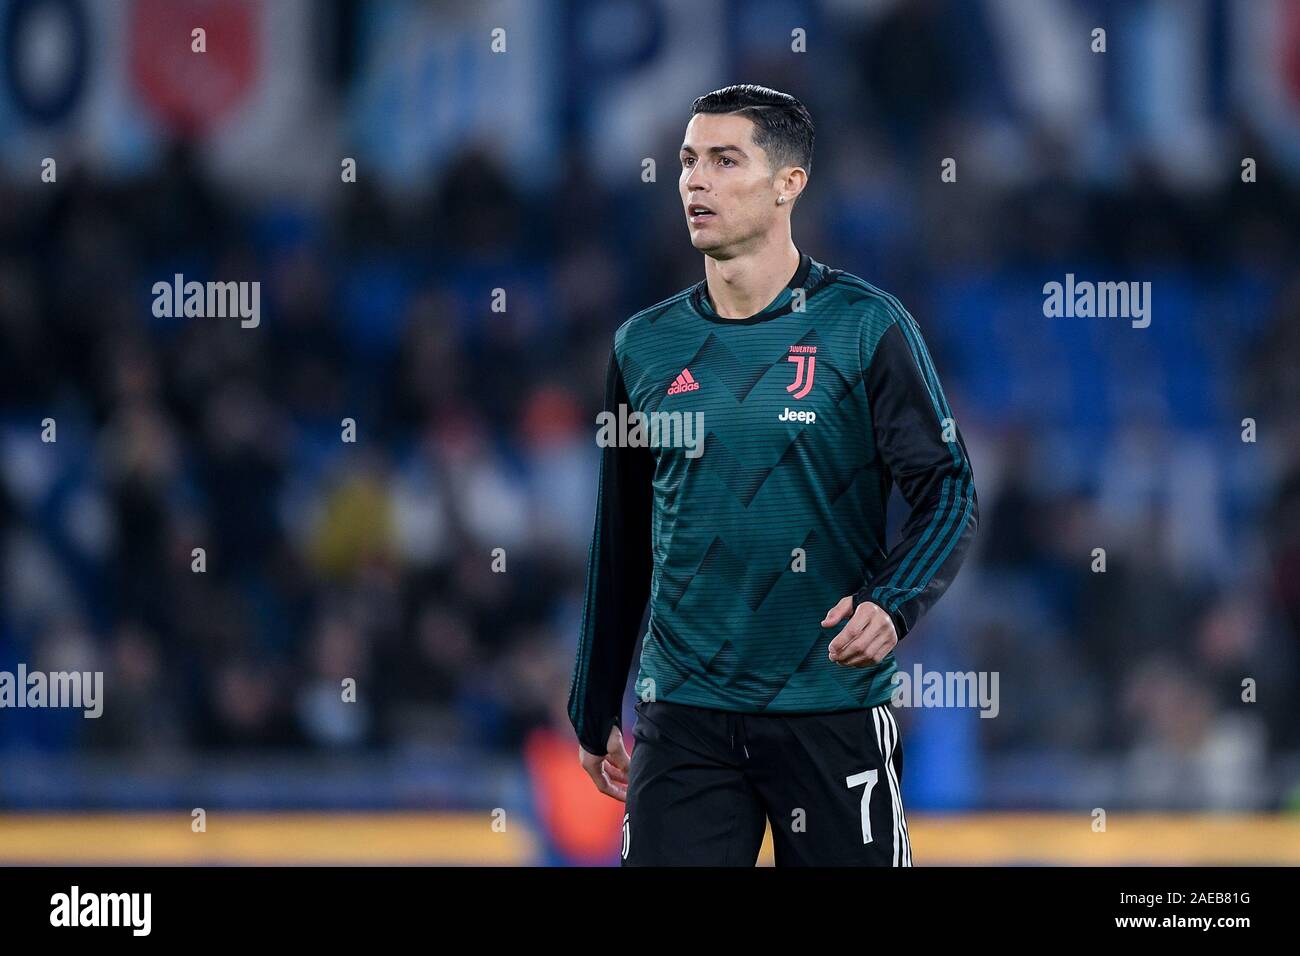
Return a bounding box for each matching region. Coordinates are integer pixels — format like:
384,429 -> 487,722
666,368 -> 700,395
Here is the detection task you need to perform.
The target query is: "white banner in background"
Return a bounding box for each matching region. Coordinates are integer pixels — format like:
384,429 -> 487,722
347,0 -> 557,195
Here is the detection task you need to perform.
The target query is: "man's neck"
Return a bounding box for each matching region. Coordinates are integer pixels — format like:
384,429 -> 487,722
704,239 -> 801,319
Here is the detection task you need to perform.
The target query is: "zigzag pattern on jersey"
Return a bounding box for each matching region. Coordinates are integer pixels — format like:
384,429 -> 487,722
636,639 -> 694,700
699,429 -> 872,507
698,610 -> 883,711
750,549 -> 907,709
700,636 -> 797,709
639,631 -> 786,708
678,332 -> 770,405
657,529 -> 821,612
779,627 -> 901,706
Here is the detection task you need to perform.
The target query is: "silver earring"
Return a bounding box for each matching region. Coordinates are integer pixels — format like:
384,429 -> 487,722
778,196 -> 786,204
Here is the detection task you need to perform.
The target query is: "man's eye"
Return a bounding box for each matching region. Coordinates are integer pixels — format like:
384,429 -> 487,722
719,157 -> 735,167
682,156 -> 694,167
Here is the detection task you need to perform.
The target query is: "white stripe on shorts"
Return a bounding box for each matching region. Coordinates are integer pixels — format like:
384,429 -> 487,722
872,705 -> 912,867
883,706 -> 912,866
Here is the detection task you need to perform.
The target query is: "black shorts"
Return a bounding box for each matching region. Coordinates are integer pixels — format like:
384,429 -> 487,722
622,698 -> 911,866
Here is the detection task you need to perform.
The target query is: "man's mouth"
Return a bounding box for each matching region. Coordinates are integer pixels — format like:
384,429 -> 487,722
688,203 -> 715,223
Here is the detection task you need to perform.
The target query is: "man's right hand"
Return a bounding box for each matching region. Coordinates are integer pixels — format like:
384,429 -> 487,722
578,725 -> 631,802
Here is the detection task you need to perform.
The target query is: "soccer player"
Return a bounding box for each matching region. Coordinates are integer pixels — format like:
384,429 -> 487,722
568,84 -> 977,866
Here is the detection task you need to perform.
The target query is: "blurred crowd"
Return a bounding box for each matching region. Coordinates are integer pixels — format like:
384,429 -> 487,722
1,1 -> 1299,812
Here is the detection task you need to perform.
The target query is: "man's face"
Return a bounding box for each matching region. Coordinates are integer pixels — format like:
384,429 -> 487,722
679,113 -> 785,256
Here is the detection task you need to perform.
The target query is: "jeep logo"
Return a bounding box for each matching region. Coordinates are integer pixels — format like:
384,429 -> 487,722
778,407 -> 816,424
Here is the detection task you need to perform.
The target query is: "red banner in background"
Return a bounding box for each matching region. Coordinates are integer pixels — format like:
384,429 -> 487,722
1284,0 -> 1300,108
128,0 -> 257,135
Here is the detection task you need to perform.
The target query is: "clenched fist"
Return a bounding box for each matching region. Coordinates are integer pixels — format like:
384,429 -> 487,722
822,596 -> 898,667
578,725 -> 631,801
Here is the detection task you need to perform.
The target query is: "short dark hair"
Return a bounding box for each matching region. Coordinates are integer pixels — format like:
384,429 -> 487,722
690,84 -> 814,177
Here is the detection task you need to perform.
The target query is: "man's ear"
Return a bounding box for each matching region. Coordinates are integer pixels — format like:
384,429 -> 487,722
780,166 -> 808,204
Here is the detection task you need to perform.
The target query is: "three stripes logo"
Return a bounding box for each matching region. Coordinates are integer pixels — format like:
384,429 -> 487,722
786,345 -> 816,399
666,367 -> 700,395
